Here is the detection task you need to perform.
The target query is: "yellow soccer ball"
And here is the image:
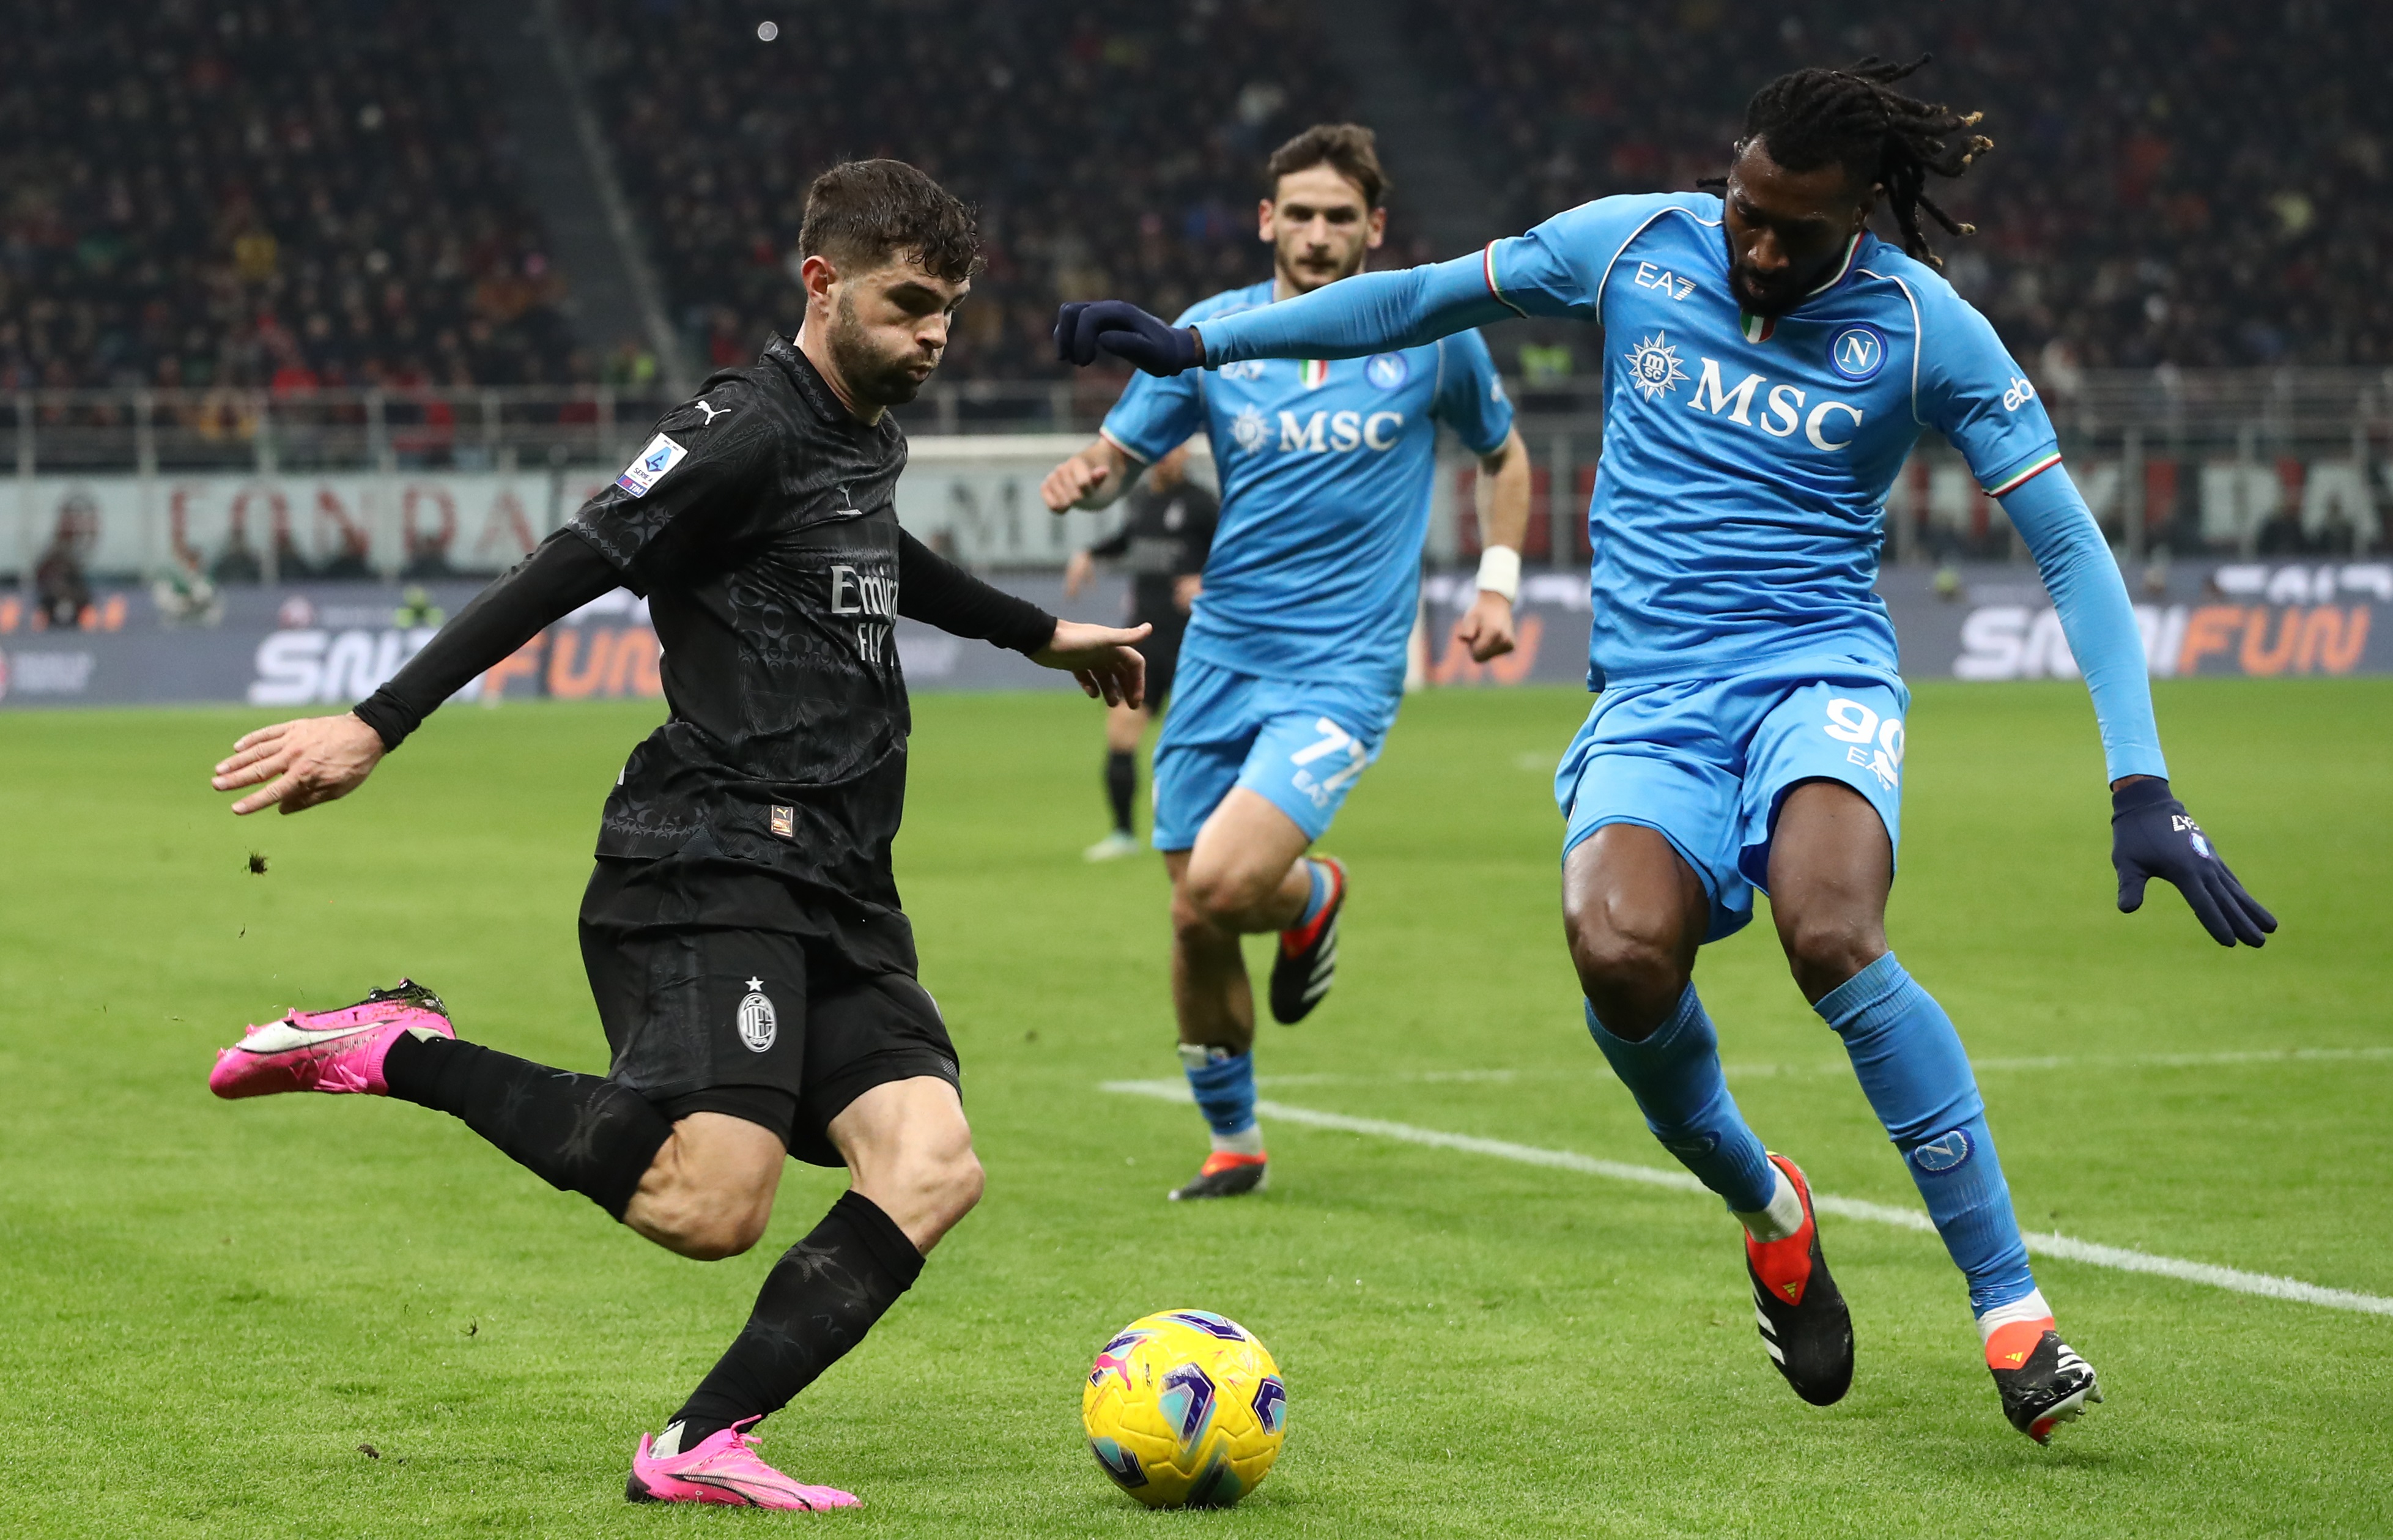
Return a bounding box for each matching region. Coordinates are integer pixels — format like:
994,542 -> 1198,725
1082,1309 -> 1287,1508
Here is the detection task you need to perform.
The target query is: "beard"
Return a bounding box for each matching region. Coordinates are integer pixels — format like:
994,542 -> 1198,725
827,292 -> 934,407
1281,241 -> 1367,294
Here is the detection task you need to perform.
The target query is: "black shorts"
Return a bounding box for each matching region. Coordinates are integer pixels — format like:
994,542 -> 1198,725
1133,611 -> 1186,711
579,852 -> 960,1168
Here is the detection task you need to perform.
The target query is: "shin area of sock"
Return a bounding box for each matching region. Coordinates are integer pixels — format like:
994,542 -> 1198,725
380,1033 -> 670,1219
669,1191 -> 925,1441
1180,1045 -> 1258,1138
1585,988 -> 1775,1213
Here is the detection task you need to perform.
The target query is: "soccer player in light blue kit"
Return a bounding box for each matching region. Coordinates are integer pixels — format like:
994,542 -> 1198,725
1041,124 -> 1532,1202
1057,61 -> 2276,1442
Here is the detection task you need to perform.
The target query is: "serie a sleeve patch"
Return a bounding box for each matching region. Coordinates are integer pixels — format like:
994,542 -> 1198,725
615,433 -> 689,498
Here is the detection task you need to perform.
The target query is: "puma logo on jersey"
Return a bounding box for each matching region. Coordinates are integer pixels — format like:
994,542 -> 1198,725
692,399 -> 728,424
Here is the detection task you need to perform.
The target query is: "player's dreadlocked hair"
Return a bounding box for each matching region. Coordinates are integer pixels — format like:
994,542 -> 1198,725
1731,56 -> 1994,268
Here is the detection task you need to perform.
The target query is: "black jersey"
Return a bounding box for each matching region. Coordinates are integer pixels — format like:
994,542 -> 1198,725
1087,479 -> 1218,624
568,338 -> 923,972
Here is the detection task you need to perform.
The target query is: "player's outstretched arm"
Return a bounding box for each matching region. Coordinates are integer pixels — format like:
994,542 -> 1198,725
212,713 -> 387,815
210,530 -> 621,816
1999,466 -> 2276,947
1041,437 -> 1143,513
1451,426 -> 1532,662
1055,253 -> 1513,376
1032,620 -> 1153,711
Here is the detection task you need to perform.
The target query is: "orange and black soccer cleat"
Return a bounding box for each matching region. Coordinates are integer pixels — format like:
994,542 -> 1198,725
1986,1319 -> 2102,1443
1745,1152 -> 1855,1407
1169,1150 -> 1268,1201
1268,857 -> 1345,1024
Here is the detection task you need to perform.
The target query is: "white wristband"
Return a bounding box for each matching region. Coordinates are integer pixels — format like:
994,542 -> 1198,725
1474,545 -> 1521,604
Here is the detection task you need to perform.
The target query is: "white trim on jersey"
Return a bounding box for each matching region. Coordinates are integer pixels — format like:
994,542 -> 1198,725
1855,267 -> 1929,426
1591,204 -> 1722,317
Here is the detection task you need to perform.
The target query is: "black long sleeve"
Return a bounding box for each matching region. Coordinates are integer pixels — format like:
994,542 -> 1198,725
352,530 -> 622,750
896,528 -> 1056,653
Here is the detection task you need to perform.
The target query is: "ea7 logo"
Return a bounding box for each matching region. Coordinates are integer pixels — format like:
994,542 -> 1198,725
1688,359 -> 1864,451
1633,261 -> 1697,300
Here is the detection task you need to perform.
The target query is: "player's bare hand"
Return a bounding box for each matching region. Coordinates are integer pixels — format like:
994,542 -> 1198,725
1063,549 -> 1097,599
1452,591 -> 1518,663
212,712 -> 386,816
1033,620 -> 1151,709
1172,572 -> 1203,614
1041,456 -> 1110,512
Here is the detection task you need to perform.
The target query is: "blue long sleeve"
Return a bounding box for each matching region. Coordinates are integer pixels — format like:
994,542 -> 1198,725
1194,254 -> 1512,364
1997,466 -> 2167,782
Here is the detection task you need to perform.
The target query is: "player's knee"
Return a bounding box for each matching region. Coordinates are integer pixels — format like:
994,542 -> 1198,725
1180,863 -> 1268,930
635,1188 -> 771,1261
894,1145 -> 983,1234
1563,909 -> 1688,1036
1779,911 -> 1885,1000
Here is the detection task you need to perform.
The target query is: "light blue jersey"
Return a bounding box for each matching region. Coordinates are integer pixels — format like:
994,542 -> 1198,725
1481,193 -> 2055,689
1103,280 -> 1514,695
1186,194 -> 2166,783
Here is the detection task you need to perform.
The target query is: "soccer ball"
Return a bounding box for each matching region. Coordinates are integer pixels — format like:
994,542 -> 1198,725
1082,1309 -> 1287,1508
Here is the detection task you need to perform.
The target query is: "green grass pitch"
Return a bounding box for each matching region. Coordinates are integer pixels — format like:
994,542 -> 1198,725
2,679 -> 2388,1537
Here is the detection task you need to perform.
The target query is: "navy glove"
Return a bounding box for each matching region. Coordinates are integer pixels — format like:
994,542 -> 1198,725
1053,300 -> 1201,376
2110,777 -> 2276,947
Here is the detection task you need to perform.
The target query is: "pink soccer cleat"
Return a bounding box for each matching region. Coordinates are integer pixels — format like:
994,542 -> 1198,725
627,1421 -> 860,1511
207,980 -> 453,1100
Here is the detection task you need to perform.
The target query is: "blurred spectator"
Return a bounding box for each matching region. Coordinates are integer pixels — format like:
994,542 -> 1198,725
151,550 -> 224,627
0,0 -> 582,391
34,500 -> 95,629
569,0 -> 1354,379
1399,0 -> 2393,368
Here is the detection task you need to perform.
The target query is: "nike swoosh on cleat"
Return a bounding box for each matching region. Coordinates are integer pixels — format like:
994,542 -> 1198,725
231,1021 -> 385,1054
675,1473 -> 814,1509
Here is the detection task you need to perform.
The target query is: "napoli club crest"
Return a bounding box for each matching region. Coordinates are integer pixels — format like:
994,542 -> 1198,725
1829,324 -> 1888,382
1910,1127 -> 1973,1173
736,977 -> 778,1053
1364,352 -> 1409,390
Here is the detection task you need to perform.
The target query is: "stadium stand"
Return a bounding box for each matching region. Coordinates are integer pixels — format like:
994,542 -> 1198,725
0,0 -> 581,393
1398,0 -> 2393,371
566,0 -> 1354,380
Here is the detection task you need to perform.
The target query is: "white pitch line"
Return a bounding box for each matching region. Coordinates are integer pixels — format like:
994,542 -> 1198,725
1100,1080 -> 2393,1319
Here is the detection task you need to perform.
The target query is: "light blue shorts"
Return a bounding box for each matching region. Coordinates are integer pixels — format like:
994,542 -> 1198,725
1556,664 -> 1910,941
1150,655 -> 1401,852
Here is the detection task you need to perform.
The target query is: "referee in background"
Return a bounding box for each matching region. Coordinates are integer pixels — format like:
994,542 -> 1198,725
1063,437 -> 1219,859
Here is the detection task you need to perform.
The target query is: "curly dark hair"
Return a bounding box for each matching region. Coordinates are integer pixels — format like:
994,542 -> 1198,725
1736,56 -> 1994,268
799,158 -> 983,282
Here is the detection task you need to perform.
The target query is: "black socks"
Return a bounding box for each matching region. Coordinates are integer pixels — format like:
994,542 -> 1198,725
380,1032 -> 672,1220
668,1190 -> 925,1445
1104,749 -> 1136,835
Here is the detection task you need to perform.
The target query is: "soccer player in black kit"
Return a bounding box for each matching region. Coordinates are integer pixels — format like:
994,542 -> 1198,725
203,161 -> 1151,1511
1062,439 -> 1218,859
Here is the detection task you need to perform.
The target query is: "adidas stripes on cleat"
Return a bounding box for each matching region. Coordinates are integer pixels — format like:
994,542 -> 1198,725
1745,1152 -> 1855,1407
1268,856 -> 1345,1025
1169,1151 -> 1268,1201
1988,1323 -> 2102,1444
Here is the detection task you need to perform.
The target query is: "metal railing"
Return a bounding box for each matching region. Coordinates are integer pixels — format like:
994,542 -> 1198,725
6,369 -> 2389,580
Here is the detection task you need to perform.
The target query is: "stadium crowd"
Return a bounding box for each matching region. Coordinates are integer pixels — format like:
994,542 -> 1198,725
1400,0 -> 2393,371
0,0 -> 579,394
569,0 -> 1352,380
